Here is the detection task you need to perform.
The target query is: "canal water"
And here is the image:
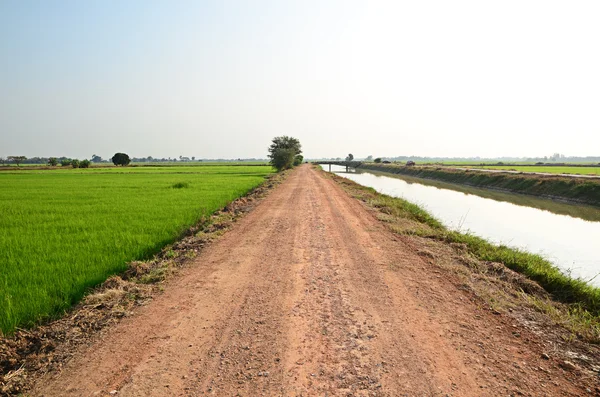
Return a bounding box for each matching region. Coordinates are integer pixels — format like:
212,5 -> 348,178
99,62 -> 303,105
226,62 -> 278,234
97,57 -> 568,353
323,165 -> 600,286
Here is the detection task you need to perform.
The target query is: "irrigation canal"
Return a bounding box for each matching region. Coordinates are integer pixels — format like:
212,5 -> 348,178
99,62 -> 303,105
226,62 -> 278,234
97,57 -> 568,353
322,165 -> 600,286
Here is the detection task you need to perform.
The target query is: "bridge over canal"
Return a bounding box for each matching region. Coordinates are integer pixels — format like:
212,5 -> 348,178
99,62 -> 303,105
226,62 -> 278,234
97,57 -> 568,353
313,160 -> 363,172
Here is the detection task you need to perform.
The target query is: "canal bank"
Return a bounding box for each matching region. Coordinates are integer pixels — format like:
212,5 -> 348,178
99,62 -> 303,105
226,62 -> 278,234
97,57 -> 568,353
319,165 -> 600,328
357,163 -> 600,207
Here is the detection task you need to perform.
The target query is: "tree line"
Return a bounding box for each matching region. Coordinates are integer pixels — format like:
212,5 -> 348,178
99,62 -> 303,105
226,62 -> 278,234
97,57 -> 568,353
3,138 -> 309,170
0,153 -> 130,167
0,154 -> 269,167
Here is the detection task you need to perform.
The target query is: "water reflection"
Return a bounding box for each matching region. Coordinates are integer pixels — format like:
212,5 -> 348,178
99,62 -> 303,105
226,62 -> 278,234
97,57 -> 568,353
323,165 -> 600,286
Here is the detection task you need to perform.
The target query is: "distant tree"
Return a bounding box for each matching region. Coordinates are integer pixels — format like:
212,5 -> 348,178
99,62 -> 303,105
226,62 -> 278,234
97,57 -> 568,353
268,136 -> 302,159
365,155 -> 373,161
374,158 -> 382,163
91,154 -> 103,163
0,157 -> 7,166
33,157 -> 46,164
346,154 -> 354,161
7,156 -> 27,166
111,152 -> 131,166
268,136 -> 302,171
293,154 -> 304,166
79,159 -> 91,168
191,156 -> 195,161
61,159 -> 72,167
71,159 -> 80,168
48,157 -> 58,166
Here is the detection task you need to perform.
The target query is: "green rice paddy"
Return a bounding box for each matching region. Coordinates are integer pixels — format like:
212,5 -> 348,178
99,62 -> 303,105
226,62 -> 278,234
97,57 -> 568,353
0,165 -> 273,334
467,165 -> 600,176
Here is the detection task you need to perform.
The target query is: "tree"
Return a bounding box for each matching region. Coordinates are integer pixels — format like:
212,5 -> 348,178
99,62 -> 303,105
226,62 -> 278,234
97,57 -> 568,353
48,157 -> 58,166
61,159 -> 72,167
271,148 -> 296,171
91,154 -> 103,163
8,156 -> 27,166
374,158 -> 382,163
268,136 -> 302,159
0,157 -> 7,166
346,154 -> 354,161
365,155 -> 373,161
111,152 -> 131,166
268,136 -> 302,171
71,159 -> 80,168
293,154 -> 304,166
80,159 -> 91,168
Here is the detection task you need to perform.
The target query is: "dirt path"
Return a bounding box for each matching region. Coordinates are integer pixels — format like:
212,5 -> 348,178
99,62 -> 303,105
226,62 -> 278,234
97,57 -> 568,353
33,165 -> 594,396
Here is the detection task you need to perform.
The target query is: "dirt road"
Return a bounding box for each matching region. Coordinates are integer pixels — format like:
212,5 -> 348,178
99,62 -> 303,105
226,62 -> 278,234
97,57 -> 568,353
33,165 -> 593,396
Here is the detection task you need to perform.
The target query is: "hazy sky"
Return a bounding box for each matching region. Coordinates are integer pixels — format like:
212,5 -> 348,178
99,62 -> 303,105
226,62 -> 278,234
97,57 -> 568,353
1,1 -> 599,159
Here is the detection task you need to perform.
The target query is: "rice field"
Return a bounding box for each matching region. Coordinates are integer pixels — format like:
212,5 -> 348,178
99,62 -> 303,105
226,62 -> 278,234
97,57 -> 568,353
0,165 -> 273,334
465,165 -> 600,176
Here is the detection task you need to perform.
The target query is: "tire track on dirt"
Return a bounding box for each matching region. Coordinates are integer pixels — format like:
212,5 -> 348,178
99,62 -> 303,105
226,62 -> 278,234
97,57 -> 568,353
313,172 -> 482,395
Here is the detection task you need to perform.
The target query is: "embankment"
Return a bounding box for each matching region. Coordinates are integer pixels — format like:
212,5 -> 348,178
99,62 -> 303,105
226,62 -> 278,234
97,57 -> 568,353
357,163 -> 600,206
322,168 -> 600,339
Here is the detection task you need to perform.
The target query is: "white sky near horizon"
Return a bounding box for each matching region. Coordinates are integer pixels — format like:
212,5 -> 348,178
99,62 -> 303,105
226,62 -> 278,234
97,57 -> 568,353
1,1 -> 599,160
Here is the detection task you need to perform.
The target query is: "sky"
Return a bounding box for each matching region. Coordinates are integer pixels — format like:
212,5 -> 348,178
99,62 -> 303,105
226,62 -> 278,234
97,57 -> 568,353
1,0 -> 599,160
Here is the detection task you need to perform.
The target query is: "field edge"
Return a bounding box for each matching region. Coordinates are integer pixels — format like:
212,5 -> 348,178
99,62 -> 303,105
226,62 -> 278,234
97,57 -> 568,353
0,168 -> 290,396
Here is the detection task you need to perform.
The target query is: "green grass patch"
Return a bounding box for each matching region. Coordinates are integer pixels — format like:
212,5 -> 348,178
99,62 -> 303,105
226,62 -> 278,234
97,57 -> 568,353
171,182 -> 190,189
0,165 -> 273,334
440,232 -> 600,315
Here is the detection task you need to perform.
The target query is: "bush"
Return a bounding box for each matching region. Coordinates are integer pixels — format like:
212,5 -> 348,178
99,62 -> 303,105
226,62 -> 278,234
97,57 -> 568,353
293,154 -> 304,166
271,148 -> 296,171
112,152 -> 131,166
374,158 -> 382,163
48,157 -> 58,166
61,159 -> 72,167
71,159 -> 80,168
79,159 -> 91,168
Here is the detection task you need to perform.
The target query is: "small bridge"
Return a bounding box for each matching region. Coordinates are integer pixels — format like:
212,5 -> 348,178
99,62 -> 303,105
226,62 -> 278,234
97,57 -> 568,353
314,160 -> 363,172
